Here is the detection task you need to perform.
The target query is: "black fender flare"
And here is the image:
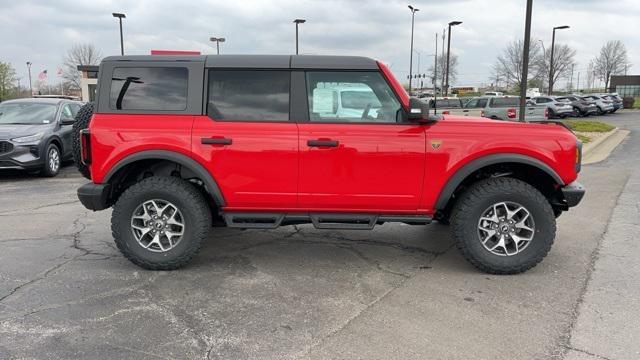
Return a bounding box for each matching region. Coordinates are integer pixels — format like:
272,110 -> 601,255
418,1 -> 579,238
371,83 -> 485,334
434,153 -> 564,210
104,150 -> 226,206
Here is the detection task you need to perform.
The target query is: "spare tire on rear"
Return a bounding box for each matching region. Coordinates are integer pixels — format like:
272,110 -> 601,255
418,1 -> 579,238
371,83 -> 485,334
72,102 -> 94,179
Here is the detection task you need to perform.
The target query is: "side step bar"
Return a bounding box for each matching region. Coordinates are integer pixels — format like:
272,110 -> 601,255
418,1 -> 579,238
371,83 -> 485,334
223,212 -> 431,230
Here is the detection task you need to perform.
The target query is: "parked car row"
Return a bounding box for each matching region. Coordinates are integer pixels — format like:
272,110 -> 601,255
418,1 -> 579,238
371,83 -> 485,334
425,93 -> 625,121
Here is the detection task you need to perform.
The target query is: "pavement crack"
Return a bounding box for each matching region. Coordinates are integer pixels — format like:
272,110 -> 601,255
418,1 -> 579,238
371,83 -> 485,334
561,344 -> 613,360
0,200 -> 79,216
0,257 -> 76,304
336,244 -> 411,278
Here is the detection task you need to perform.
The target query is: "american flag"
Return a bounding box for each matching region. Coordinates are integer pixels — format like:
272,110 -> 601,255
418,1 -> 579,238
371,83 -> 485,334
38,70 -> 47,80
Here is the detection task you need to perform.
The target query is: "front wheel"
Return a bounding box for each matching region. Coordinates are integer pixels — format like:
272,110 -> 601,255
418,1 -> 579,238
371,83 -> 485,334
451,177 -> 556,274
111,176 -> 212,270
40,143 -> 61,177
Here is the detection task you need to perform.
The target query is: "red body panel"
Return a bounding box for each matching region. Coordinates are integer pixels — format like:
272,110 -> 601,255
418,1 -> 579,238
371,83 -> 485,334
89,114 -> 194,184
191,116 -> 299,209
298,123 -> 425,212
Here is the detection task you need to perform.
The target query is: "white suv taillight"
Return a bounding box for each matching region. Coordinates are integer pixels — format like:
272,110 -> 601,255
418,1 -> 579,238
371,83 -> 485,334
507,108 -> 516,119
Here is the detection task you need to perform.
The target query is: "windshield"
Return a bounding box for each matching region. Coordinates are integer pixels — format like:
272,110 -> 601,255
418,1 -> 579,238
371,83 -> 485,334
490,98 -> 520,107
0,103 -> 57,125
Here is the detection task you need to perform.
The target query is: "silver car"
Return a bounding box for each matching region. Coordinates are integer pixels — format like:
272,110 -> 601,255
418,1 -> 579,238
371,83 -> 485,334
531,96 -> 574,119
581,95 -> 614,115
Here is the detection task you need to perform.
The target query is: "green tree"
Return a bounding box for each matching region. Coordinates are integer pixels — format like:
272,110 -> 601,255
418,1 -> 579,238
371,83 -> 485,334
0,61 -> 17,102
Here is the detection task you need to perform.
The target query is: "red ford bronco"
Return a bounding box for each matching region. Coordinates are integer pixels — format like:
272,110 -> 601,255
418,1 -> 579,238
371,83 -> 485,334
74,55 -> 584,274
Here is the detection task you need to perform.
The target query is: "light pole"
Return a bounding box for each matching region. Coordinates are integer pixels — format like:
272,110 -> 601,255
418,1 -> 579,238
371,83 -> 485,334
112,13 -> 126,55
413,49 -> 421,87
26,61 -> 33,97
209,37 -> 226,55
408,5 -> 419,93
445,21 -> 462,96
293,19 -> 306,54
548,25 -> 570,95
518,0 -> 533,122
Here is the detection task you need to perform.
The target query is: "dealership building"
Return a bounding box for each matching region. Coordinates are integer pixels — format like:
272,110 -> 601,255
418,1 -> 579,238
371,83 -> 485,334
610,75 -> 640,96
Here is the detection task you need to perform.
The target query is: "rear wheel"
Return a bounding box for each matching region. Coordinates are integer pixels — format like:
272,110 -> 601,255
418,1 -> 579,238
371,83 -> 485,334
597,106 -> 605,116
451,177 -> 556,274
572,107 -> 581,118
72,102 -> 94,179
111,176 -> 212,270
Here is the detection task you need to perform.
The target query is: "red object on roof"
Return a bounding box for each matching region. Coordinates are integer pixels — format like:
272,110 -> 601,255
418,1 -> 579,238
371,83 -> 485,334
150,50 -> 201,55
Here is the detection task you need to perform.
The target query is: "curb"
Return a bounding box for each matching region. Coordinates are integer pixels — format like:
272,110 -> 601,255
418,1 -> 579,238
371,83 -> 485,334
582,127 -> 618,157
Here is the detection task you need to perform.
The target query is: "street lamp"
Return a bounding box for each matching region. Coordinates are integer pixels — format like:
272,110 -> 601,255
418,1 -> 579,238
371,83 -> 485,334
209,37 -> 226,55
408,5 -> 419,93
518,0 -> 533,122
293,19 -> 306,55
112,13 -> 126,56
445,20 -> 462,96
548,25 -> 570,94
26,61 -> 33,97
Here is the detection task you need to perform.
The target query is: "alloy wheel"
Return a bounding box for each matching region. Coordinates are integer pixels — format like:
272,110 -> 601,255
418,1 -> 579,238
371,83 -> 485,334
477,201 -> 535,256
131,199 -> 185,252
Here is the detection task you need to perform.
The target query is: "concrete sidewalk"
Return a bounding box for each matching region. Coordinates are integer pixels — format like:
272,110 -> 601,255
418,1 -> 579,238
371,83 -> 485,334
564,168 -> 640,360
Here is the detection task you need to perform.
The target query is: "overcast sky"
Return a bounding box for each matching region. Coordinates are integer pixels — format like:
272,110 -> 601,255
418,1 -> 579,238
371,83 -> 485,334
1,0 -> 638,90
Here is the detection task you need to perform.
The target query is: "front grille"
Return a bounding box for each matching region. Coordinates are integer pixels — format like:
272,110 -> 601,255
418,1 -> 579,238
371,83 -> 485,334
0,141 -> 13,155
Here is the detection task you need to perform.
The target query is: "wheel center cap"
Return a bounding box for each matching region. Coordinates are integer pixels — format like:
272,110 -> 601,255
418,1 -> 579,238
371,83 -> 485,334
154,221 -> 164,229
501,225 -> 509,232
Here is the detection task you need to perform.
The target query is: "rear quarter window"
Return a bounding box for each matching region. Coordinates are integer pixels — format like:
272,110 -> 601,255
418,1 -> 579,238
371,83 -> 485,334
109,67 -> 188,111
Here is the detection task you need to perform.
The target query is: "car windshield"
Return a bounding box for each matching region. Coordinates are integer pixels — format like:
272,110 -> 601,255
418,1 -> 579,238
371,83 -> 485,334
490,97 -> 520,107
0,102 -> 57,125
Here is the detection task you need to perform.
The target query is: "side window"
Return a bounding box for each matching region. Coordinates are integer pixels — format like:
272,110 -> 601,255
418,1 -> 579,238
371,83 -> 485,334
207,70 -> 290,121
109,67 -> 188,111
465,99 -> 478,108
60,104 -> 74,120
306,71 -> 401,123
70,104 -> 82,116
477,98 -> 488,108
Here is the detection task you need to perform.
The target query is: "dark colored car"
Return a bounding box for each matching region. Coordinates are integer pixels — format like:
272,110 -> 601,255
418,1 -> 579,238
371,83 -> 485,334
555,95 -> 598,117
0,97 -> 83,176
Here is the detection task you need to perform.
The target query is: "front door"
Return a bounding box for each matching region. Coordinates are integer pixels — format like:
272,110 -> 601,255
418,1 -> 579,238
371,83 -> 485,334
298,71 -> 426,212
192,69 -> 298,210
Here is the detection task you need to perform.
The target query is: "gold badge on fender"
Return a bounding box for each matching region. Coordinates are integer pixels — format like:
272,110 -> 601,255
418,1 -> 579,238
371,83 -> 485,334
430,140 -> 442,150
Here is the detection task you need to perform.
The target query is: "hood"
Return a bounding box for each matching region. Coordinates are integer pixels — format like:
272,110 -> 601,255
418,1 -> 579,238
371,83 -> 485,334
0,123 -> 52,140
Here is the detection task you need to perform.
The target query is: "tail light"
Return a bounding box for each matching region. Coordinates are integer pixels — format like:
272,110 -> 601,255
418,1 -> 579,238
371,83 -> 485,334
80,129 -> 92,165
544,108 -> 549,118
507,108 -> 516,119
481,110 -> 485,117
442,110 -> 450,115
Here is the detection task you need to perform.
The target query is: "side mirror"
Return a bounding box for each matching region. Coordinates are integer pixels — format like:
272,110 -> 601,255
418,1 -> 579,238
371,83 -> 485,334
60,118 -> 75,125
407,97 -> 438,123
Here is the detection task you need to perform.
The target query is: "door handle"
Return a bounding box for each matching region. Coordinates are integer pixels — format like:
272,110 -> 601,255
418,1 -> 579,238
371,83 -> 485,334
308,139 -> 339,147
201,137 -> 232,145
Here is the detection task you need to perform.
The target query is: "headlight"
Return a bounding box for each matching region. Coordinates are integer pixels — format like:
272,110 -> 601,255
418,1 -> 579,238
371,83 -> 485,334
11,132 -> 44,143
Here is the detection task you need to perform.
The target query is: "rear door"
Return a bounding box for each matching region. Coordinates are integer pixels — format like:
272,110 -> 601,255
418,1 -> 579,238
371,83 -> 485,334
297,70 -> 425,212
191,69 -> 299,210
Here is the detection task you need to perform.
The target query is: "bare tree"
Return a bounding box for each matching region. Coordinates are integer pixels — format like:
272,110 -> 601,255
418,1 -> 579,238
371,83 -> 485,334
427,53 -> 458,89
62,44 -> 102,90
491,38 -> 543,91
0,61 -> 18,102
593,40 -> 632,90
534,43 -> 577,92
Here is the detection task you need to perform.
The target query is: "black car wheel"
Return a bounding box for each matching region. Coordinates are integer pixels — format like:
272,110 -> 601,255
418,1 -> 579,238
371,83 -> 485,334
40,143 -> 61,177
451,177 -> 556,274
572,107 -> 581,118
111,176 -> 212,270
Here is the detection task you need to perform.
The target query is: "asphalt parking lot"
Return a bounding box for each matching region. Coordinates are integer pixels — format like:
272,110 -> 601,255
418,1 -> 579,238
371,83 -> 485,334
1,111 -> 639,360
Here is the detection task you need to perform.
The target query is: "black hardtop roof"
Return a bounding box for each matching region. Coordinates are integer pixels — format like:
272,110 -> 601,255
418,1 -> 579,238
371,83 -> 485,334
101,54 -> 379,70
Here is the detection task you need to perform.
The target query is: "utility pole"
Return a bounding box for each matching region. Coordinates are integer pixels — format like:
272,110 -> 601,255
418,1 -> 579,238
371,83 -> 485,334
548,25 -> 570,95
26,61 -> 33,97
570,63 -> 574,92
576,72 -> 580,93
112,13 -> 126,55
293,19 -> 306,54
434,32 -> 438,115
445,21 -> 462,96
407,5 -> 419,93
518,0 -> 533,122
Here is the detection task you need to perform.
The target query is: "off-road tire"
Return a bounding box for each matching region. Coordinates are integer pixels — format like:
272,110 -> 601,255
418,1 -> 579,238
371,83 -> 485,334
451,177 -> 556,274
111,176 -> 211,270
72,102 -> 94,179
40,143 -> 61,177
